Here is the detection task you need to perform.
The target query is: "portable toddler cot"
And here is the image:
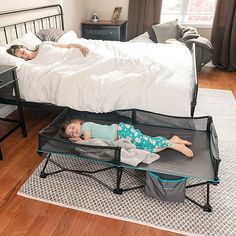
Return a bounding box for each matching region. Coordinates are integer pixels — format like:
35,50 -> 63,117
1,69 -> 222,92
38,108 -> 221,212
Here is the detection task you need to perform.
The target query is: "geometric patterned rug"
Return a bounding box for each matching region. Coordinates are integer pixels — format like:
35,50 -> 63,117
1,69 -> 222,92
18,89 -> 236,236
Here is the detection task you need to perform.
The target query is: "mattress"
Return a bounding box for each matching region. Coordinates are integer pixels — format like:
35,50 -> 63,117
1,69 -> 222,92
17,39 -> 194,116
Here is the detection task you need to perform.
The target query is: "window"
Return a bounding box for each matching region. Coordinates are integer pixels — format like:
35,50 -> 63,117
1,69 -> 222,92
161,0 -> 217,27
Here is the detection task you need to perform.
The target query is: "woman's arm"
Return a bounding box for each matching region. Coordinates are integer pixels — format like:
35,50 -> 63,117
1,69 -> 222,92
51,42 -> 89,56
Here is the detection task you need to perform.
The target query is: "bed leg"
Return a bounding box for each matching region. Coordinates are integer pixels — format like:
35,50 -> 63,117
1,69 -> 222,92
113,167 -> 123,194
203,183 -> 212,212
40,153 -> 51,178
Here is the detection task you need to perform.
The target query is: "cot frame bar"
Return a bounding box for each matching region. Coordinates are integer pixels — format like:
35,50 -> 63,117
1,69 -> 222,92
39,153 -> 145,194
39,152 -> 219,212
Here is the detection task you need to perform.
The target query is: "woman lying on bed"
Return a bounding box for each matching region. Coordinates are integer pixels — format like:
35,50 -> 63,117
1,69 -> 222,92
7,42 -> 89,60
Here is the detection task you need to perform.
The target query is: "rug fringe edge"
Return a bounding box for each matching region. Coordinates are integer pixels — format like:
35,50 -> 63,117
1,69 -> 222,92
17,191 -> 201,236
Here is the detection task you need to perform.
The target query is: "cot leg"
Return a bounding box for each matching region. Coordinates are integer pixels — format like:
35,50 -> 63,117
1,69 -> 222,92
113,167 -> 123,194
186,181 -> 214,212
203,183 -> 212,212
40,153 -> 51,178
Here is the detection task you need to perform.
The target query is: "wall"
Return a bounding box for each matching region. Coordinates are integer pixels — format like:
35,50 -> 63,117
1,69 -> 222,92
85,0 -> 212,40
0,0 -> 212,40
0,0 -> 60,11
197,28 -> 212,41
62,0 -> 86,35
0,0 -> 86,36
86,0 -> 129,22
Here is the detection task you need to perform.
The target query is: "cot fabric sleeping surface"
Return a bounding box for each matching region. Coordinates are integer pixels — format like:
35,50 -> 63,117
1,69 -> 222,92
38,108 -> 220,182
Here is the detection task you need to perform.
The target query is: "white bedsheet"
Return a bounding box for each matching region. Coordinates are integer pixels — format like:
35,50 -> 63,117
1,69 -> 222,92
17,39 -> 194,116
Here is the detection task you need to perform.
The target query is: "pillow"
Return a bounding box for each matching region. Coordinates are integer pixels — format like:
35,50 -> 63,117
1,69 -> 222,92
36,28 -> 65,42
57,31 -> 78,43
129,32 -> 154,43
165,38 -> 186,46
176,23 -> 185,39
0,46 -> 25,68
10,32 -> 42,50
152,20 -> 178,43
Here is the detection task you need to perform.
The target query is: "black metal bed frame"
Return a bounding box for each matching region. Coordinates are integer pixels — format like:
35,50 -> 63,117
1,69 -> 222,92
0,4 -> 64,44
0,4 -> 198,117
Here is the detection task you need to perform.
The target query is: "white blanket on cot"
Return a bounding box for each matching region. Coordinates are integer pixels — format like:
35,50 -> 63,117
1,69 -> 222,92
17,39 -> 193,116
76,138 -> 160,167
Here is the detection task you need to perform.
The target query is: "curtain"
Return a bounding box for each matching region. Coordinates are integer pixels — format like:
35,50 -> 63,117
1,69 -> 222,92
127,0 -> 163,41
211,0 -> 236,71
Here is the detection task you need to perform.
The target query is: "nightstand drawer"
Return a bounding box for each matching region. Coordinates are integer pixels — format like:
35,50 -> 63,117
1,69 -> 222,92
0,70 -> 14,88
82,20 -> 127,42
84,26 -> 120,41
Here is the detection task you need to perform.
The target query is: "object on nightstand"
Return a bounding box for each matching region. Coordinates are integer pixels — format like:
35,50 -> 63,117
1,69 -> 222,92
90,12 -> 99,22
111,7 -> 122,23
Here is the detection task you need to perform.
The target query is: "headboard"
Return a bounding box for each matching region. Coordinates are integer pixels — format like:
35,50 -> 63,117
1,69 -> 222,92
0,4 -> 64,45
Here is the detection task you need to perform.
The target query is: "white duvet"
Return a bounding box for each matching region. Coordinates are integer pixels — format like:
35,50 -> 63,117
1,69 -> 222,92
17,39 -> 193,116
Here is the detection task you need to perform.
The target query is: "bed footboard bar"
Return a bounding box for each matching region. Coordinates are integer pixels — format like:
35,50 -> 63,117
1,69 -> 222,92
191,43 -> 198,117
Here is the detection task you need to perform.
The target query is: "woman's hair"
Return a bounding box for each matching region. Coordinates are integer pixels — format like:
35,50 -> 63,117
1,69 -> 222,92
7,44 -> 38,57
60,119 -> 84,139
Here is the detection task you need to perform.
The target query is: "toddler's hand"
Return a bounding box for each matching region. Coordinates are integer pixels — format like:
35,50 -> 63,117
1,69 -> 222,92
69,137 -> 84,142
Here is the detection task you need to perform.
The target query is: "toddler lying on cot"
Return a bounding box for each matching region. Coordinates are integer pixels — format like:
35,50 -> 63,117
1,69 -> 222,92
60,120 -> 193,157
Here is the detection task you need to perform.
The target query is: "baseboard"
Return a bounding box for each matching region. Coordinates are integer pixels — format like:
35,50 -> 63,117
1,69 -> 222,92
0,105 -> 16,118
205,60 -> 214,67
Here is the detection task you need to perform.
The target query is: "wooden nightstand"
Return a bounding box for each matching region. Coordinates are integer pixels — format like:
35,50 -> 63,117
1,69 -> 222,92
82,20 -> 127,41
0,65 -> 27,160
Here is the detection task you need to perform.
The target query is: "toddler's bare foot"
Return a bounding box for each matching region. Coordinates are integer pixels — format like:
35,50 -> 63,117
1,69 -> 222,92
170,142 -> 193,157
170,135 -> 192,145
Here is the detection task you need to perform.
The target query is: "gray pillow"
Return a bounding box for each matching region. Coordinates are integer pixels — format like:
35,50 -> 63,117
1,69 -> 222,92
36,28 -> 65,42
152,20 -> 178,43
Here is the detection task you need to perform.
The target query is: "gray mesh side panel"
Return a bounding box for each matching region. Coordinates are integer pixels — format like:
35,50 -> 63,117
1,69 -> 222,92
145,172 -> 186,203
135,110 -> 209,131
69,109 -> 133,124
39,136 -> 119,163
209,122 -> 221,179
74,146 -> 118,162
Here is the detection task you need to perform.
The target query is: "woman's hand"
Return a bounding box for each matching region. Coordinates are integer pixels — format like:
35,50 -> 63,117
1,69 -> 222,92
79,45 -> 89,57
67,43 -> 89,57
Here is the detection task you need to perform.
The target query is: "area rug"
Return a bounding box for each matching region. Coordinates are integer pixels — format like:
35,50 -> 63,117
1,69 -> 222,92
18,88 -> 236,236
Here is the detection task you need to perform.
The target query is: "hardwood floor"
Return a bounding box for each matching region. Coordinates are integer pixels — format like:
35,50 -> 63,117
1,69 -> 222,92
0,66 -> 236,236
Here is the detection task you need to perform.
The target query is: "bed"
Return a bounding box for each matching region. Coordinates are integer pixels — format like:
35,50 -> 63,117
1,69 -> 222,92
38,108 -> 220,212
0,4 -> 198,117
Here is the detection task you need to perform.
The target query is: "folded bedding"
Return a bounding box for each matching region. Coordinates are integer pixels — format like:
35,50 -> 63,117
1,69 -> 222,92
75,138 -> 160,167
178,25 -> 213,71
16,38 -> 194,116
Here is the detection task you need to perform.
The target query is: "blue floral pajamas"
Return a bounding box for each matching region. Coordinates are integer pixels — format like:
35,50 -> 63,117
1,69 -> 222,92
117,122 -> 170,153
